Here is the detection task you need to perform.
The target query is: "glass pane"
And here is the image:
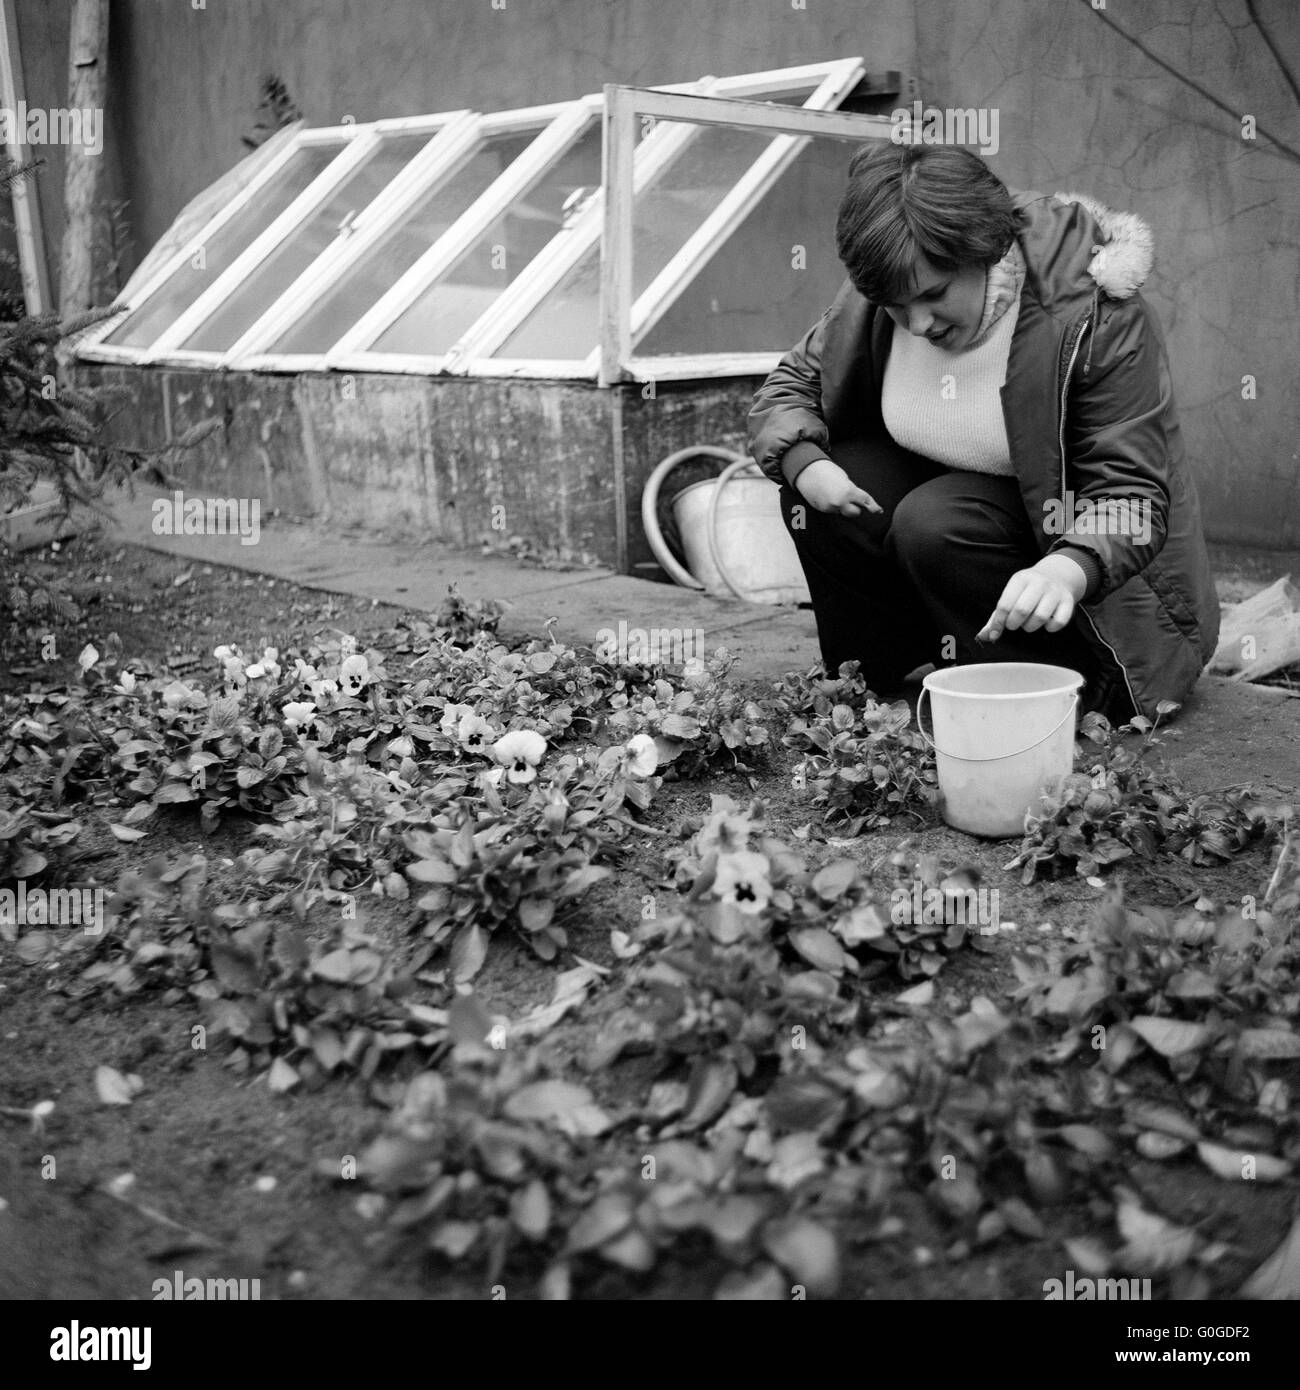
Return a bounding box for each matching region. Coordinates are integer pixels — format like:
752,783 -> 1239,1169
268,127 -> 546,355
179,131 -> 436,352
636,135 -> 853,355
104,142 -> 341,348
371,119 -> 604,357
495,122 -> 773,360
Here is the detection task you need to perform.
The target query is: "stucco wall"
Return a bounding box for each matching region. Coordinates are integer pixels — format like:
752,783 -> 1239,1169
101,0 -> 917,259
914,0 -> 1300,547
18,0 -> 1300,547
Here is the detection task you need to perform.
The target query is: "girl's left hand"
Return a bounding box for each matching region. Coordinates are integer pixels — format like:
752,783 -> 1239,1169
977,553 -> 1089,642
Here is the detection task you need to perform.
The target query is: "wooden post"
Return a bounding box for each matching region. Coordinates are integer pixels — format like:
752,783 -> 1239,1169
59,0 -> 109,316
598,84 -> 635,387
0,0 -> 51,312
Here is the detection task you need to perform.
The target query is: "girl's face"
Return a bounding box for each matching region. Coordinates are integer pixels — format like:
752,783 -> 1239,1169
879,256 -> 987,352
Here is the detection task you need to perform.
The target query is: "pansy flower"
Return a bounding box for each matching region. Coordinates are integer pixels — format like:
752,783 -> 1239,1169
712,850 -> 773,916
339,654 -> 370,697
621,733 -> 658,778
457,712 -> 496,754
439,702 -> 474,737
492,729 -> 547,784
282,701 -> 317,734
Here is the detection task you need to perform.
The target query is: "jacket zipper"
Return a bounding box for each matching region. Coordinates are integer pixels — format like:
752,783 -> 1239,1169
1057,310 -> 1141,715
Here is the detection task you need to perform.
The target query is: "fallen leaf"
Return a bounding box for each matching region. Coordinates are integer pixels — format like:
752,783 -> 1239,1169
430,1220 -> 480,1259
1240,1215 -> 1300,1299
598,1227 -> 656,1272
267,1058 -> 299,1093
210,936 -> 262,994
513,963 -> 601,1039
789,926 -> 850,974
762,1216 -> 840,1296
1237,1027 -> 1300,1060
766,1131 -> 824,1191
999,1196 -> 1045,1240
765,1073 -> 845,1133
1057,1124 -> 1117,1161
503,1080 -> 611,1137
510,1180 -> 551,1240
1123,1099 -> 1201,1142
15,932 -> 52,965
714,1262 -> 788,1300
95,1065 -> 135,1106
811,859 -> 858,901
1196,1141 -> 1290,1183
1135,1131 -> 1188,1160
680,1057 -> 737,1130
1115,1195 -> 1197,1273
449,923 -> 488,983
1129,1016 -> 1213,1058
1063,1235 -> 1112,1277
567,1192 -> 634,1253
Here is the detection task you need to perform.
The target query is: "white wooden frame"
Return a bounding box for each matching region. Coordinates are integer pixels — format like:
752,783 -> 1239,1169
240,100 -> 598,375
603,84 -> 903,384
136,113 -> 470,368
326,59 -> 863,379
321,80 -> 716,378
74,124 -> 362,363
71,59 -> 898,383
460,59 -> 867,380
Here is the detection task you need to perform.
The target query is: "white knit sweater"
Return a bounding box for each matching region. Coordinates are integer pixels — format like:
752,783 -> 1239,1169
880,300 -> 1019,475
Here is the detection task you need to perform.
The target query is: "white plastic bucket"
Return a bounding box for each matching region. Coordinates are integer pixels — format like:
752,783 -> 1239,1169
671,474 -> 810,606
917,663 -> 1084,838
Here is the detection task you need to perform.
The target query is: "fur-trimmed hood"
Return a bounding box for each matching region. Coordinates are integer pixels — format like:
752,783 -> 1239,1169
1012,189 -> 1156,316
1051,191 -> 1155,299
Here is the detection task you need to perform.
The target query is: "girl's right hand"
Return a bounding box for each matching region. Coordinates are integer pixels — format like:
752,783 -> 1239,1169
793,458 -> 883,517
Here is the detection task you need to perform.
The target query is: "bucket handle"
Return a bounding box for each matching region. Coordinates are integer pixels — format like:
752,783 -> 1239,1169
916,687 -> 1080,762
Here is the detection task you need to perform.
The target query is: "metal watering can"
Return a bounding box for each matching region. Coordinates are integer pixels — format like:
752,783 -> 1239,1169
640,446 -> 811,606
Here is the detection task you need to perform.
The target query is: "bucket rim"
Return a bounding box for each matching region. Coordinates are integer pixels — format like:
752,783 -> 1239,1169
921,662 -> 1085,700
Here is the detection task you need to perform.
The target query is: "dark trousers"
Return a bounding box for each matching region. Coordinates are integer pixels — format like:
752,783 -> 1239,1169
779,436 -> 1120,711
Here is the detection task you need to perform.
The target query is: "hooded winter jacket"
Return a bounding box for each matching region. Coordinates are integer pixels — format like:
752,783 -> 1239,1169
747,189 -> 1220,720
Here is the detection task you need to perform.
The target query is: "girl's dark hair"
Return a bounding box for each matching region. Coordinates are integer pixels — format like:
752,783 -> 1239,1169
835,143 -> 1018,305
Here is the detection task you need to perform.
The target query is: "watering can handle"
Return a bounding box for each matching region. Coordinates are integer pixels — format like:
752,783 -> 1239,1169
705,456 -> 770,601
916,687 -> 1080,762
640,445 -> 750,591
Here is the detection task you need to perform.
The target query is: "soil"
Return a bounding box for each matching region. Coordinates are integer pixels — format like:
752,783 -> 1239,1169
1,532 -> 1296,1304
